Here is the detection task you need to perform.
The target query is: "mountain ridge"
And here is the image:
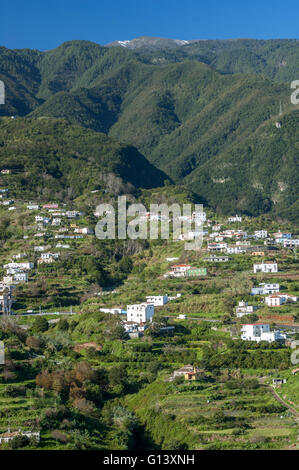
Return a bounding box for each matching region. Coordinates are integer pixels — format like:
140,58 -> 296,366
0,39 -> 298,220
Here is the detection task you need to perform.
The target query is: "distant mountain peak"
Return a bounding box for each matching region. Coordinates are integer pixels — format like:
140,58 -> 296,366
106,36 -> 191,49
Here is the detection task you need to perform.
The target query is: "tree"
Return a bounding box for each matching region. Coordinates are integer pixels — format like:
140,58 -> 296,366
222,314 -> 233,325
72,398 -> 97,416
56,318 -> 69,331
51,430 -> 70,443
213,410 -> 227,424
26,336 -> 42,351
119,256 -> 133,274
106,317 -> 129,340
165,439 -> 188,450
74,361 -> 96,384
71,430 -> 95,450
108,365 -> 128,387
32,317 -> 49,333
10,434 -> 30,449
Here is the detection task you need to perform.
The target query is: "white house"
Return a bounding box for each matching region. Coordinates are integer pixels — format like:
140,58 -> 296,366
14,272 -> 28,283
122,321 -> 147,336
37,258 -> 54,264
207,242 -> 227,252
236,301 -> 257,318
241,324 -> 286,343
74,227 -> 94,234
226,246 -> 246,254
280,293 -> 297,302
192,211 -> 206,223
38,252 -> 60,264
253,262 -> 278,273
4,262 -> 33,271
273,232 -> 292,240
12,253 -> 27,260
123,321 -> 139,333
254,230 -> 268,239
241,323 -> 270,341
228,215 -> 242,223
52,218 -> 61,226
204,255 -> 230,262
265,293 -> 298,306
2,200 -> 14,206
146,295 -> 168,306
66,210 -> 81,218
260,331 -> 287,343
6,268 -> 20,275
178,231 -> 202,241
283,239 -> 299,248
168,264 -> 191,277
127,303 -> 155,323
209,232 -> 219,239
41,252 -> 60,260
100,307 -> 124,315
251,283 -> 280,295
34,246 -> 45,252
0,429 -> 40,445
265,295 -> 285,307
27,204 -> 39,210
221,229 -> 247,239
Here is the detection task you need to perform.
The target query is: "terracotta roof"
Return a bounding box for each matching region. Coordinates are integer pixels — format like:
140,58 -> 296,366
0,431 -> 19,438
171,264 -> 190,267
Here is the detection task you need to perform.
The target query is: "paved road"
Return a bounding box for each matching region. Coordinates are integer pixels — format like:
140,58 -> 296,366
13,311 -> 78,317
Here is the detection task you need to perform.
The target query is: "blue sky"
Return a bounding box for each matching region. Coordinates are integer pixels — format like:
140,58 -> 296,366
1,0 -> 298,50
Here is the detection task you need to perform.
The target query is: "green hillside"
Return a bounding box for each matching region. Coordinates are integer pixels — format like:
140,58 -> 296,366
0,117 -> 168,200
185,109 -> 299,220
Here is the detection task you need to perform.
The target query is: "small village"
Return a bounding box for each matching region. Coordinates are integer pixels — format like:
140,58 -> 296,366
0,183 -> 298,450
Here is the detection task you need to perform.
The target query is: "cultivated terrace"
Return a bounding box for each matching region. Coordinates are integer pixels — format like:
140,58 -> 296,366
0,180 -> 298,450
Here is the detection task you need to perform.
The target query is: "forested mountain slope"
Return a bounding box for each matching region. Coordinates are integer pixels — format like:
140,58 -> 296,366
0,39 -> 298,219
